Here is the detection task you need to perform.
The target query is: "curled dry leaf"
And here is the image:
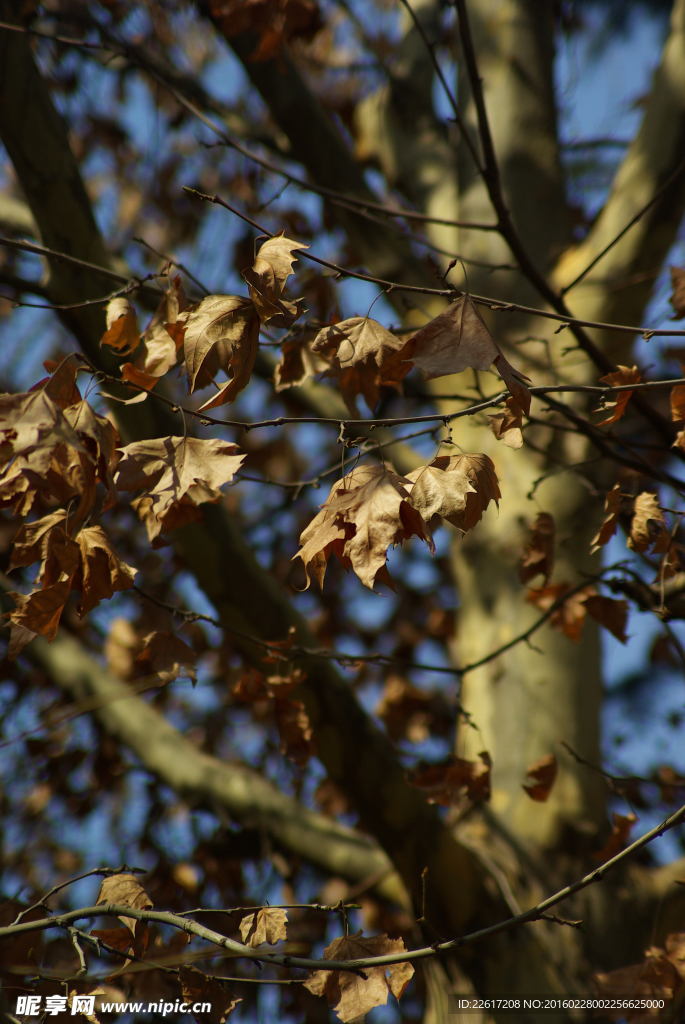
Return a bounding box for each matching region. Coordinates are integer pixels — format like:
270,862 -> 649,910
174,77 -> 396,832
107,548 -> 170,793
72,526 -> 137,617
95,873 -> 153,960
583,595 -> 629,644
179,294 -> 259,408
178,965 -> 241,1024
489,396 -> 523,448
591,485 -> 621,553
375,675 -> 452,743
628,492 -> 669,554
31,357 -> 82,409
596,365 -> 641,426
400,294 -> 496,376
129,275 -> 189,382
0,390 -> 86,471
522,754 -> 558,802
135,631 -> 197,684
592,812 -> 637,863
519,512 -> 555,586
409,453 -> 500,535
243,231 -> 308,328
304,930 -> 414,1024
6,581 -> 72,647
274,697 -> 315,766
101,297 -> 140,356
412,752 -> 491,805
670,265 -> 685,319
239,907 -> 288,948
526,583 -> 596,644
115,437 -> 245,538
294,464 -> 431,591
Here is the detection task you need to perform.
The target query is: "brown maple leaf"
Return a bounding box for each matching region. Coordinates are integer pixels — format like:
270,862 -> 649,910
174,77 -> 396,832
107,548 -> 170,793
178,294 -> 259,408
274,697 -> 315,766
670,266 -> 685,319
409,453 -> 500,535
526,583 -> 596,643
101,297 -> 140,355
127,274 -> 189,382
239,907 -> 288,948
243,231 -> 308,329
400,295 -> 531,411
304,930 -> 414,1023
294,464 -> 430,591
522,754 -> 558,802
412,752 -> 491,805
628,492 -> 669,554
6,581 -> 72,648
96,873 -> 153,963
671,374 -> 685,423
592,812 -> 637,863
71,526 -> 138,617
596,365 -> 641,426
31,357 -> 82,409
375,676 -> 451,744
489,395 -> 524,448
583,595 -> 629,643
179,965 -> 241,1024
115,437 -> 245,534
0,390 -> 86,471
134,631 -> 197,684
591,485 -> 622,553
519,512 -> 555,586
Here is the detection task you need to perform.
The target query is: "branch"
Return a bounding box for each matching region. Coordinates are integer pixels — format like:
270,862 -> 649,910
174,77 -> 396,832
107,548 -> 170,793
2,798 -> 684,972
25,631 -> 405,905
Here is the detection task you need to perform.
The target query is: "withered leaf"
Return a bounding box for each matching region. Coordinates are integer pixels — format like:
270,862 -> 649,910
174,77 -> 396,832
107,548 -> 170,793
596,365 -> 641,426
671,380 -> 685,422
274,329 -> 334,391
9,509 -> 68,571
410,453 -> 500,535
243,231 -> 308,328
72,526 -> 137,616
178,966 -> 240,1024
6,581 -> 72,645
595,947 -> 682,1014
670,266 -> 685,319
134,275 -> 189,379
583,595 -> 629,644
592,812 -> 637,863
135,631 -> 197,684
180,294 -> 259,406
32,357 -> 82,409
526,583 -> 595,644
412,752 -> 491,805
274,697 -> 315,766
96,873 -> 153,941
522,754 -> 558,802
304,930 -> 414,1024
591,485 -> 621,553
628,492 -> 669,554
489,396 -> 524,448
101,297 -> 140,356
115,437 -> 245,532
294,464 -> 430,591
376,676 -> 436,744
0,390 -> 86,472
406,459 -> 475,535
239,907 -> 288,948
519,512 -> 555,586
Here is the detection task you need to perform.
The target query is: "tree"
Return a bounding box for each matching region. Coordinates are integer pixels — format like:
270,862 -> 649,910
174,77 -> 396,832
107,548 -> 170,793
0,0 -> 685,1021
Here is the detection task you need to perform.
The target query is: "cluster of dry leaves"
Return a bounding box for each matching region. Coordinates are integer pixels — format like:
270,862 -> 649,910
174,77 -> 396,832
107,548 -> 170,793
57,872 -> 414,1024
595,928 -> 685,1023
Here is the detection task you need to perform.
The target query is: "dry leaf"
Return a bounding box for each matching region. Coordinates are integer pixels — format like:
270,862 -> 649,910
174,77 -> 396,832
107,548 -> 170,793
274,697 -> 315,765
489,396 -> 524,448
591,485 -> 622,553
375,676 -> 451,744
522,754 -> 558,802
243,231 -> 308,328
596,365 -> 641,425
0,390 -> 86,473
69,526 -> 137,617
670,266 -> 685,320
628,492 -> 669,554
135,631 -> 197,684
9,510 -> 68,571
409,453 -> 500,535
583,595 -> 629,643
115,437 -> 245,534
519,512 -> 555,586
101,297 -> 140,355
6,581 -> 72,644
134,275 -> 189,379
595,950 -> 682,1020
179,294 -> 259,407
31,357 -> 82,408
95,872 -> 153,957
526,583 -> 595,643
274,329 -> 334,390
304,930 -> 414,1023
412,752 -> 491,805
671,381 -> 685,422
178,966 -> 240,1024
239,907 -> 288,947
592,812 -> 637,863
